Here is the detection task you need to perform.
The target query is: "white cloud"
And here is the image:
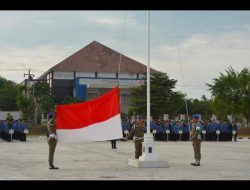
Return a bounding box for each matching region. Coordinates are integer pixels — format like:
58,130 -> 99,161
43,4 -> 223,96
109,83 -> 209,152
150,27 -> 250,99
88,17 -> 122,25
80,12 -> 141,34
1,11 -> 250,100
83,13 -> 125,26
1,27 -> 249,100
0,45 -> 77,83
0,14 -> 24,30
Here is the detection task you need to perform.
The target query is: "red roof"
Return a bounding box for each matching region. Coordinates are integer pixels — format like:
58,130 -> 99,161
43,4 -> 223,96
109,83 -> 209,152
41,41 -> 157,77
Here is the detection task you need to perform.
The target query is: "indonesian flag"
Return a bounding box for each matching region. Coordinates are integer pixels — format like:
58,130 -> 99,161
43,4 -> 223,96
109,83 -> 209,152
56,86 -> 123,143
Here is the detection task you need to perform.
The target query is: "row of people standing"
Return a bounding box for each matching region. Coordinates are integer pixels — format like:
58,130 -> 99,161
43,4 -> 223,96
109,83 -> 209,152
0,119 -> 30,142
122,119 -> 238,142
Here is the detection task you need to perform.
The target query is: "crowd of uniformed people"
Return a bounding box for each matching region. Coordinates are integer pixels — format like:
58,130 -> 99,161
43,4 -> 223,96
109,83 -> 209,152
0,115 -> 239,143
0,119 -> 30,142
122,118 -> 238,142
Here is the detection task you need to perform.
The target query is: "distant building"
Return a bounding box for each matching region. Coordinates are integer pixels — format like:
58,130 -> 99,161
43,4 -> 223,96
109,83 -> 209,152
38,41 -> 157,114
0,111 -> 21,120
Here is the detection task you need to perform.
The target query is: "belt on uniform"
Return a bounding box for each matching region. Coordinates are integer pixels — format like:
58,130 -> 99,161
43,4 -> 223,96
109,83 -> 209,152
49,133 -> 58,139
133,136 -> 144,141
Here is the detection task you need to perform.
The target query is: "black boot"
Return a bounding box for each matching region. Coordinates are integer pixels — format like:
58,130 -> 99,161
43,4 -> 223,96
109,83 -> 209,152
190,160 -> 197,166
194,160 -> 200,166
49,163 -> 59,169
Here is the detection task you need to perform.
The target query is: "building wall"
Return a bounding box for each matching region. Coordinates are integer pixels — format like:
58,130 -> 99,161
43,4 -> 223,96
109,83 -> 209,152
85,88 -> 131,114
52,79 -> 73,97
0,111 -> 21,120
49,71 -> 145,114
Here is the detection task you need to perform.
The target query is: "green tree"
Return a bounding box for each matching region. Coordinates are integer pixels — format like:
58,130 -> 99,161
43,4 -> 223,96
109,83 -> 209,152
210,98 -> 229,121
39,95 -> 55,115
0,76 -> 18,111
187,96 -> 213,120
129,72 -> 178,120
207,67 -> 250,126
62,96 -> 85,104
16,92 -> 32,120
169,91 -> 187,115
34,81 -> 50,98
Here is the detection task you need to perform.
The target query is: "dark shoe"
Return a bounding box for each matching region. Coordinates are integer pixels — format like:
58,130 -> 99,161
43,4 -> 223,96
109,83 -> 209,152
114,147 -> 117,149
49,164 -> 59,169
194,163 -> 200,166
49,166 -> 59,169
190,163 -> 195,166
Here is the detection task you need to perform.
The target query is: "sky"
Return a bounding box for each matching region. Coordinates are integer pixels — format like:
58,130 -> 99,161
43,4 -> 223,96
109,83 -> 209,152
0,11 -> 250,99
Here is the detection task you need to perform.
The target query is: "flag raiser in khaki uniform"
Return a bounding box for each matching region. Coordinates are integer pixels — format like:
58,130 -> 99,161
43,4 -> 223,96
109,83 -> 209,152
190,114 -> 201,166
126,115 -> 144,159
47,113 -> 59,169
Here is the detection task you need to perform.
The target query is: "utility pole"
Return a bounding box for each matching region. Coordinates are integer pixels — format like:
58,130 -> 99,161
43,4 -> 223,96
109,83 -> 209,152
24,69 -> 35,81
24,69 -> 35,97
24,69 -> 36,126
23,69 -> 47,127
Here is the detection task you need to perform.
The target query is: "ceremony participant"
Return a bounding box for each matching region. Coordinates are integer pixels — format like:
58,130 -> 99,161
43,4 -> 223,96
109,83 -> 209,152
125,115 -> 144,159
47,112 -> 59,169
190,114 -> 202,166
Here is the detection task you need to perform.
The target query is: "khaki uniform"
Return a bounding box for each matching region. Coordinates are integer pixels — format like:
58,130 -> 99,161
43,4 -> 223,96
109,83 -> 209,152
190,122 -> 201,160
47,118 -> 58,165
127,123 -> 144,159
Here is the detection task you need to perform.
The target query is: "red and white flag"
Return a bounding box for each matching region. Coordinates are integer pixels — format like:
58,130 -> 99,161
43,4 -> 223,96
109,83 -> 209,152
56,86 -> 123,143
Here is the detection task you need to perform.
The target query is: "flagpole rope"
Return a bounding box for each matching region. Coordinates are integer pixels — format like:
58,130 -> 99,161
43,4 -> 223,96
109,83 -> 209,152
172,12 -> 190,125
117,11 -> 127,86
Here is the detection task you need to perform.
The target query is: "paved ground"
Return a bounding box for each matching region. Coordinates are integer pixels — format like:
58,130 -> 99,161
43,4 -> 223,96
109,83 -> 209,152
0,136 -> 250,180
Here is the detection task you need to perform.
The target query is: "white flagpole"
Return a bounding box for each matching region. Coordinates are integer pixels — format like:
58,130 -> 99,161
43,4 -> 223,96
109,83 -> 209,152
128,11 -> 168,167
138,10 -> 158,162
147,11 -> 150,135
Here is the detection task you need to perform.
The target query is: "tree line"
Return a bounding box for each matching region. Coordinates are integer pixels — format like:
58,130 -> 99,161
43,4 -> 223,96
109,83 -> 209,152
0,66 -> 249,127
129,67 -> 250,127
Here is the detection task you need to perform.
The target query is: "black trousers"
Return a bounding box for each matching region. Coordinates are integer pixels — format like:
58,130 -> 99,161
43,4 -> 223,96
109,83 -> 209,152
111,140 -> 116,148
19,133 -> 26,142
234,133 -> 238,141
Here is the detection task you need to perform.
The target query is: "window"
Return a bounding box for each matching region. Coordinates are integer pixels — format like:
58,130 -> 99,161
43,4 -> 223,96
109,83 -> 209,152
118,73 -> 137,79
54,72 -> 74,80
75,72 -> 95,78
97,73 -> 116,78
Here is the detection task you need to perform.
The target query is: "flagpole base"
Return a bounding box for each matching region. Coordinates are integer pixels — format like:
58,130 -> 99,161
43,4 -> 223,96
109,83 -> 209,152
128,134 -> 168,168
128,158 -> 168,168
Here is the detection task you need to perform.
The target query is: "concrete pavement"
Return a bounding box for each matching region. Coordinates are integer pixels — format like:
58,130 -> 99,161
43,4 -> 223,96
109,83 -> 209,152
0,137 -> 249,180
